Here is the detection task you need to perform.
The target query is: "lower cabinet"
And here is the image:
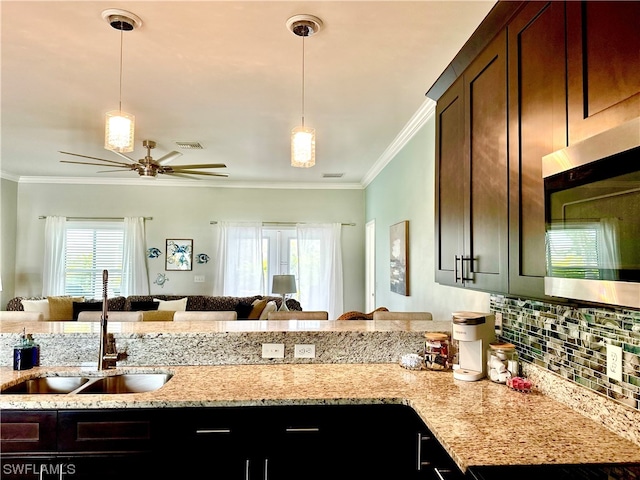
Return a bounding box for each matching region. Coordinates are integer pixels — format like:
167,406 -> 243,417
1,405 -> 465,480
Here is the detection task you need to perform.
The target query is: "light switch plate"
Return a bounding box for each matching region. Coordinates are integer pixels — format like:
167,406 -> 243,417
606,344 -> 623,382
262,343 -> 285,359
194,275 -> 205,283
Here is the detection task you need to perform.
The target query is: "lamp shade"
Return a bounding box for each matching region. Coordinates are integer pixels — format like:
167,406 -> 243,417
105,110 -> 135,152
272,275 -> 297,294
291,126 -> 315,167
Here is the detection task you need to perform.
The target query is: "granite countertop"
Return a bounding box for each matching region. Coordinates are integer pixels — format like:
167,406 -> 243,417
2,363 -> 639,472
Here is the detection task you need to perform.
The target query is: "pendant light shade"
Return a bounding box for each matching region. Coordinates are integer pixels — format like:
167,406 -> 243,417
102,9 -> 141,153
287,15 -> 322,168
291,125 -> 316,167
105,110 -> 135,152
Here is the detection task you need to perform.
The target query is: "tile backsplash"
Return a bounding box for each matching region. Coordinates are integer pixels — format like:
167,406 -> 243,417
490,294 -> 640,411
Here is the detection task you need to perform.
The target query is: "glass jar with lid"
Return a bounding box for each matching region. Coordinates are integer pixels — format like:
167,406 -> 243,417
487,342 -> 518,383
423,333 -> 450,370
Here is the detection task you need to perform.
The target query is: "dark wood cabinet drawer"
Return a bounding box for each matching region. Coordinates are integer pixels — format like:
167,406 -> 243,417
58,410 -> 156,453
0,410 -> 57,453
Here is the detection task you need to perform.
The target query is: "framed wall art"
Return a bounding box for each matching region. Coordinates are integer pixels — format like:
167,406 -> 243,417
390,221 -> 409,296
166,239 -> 193,271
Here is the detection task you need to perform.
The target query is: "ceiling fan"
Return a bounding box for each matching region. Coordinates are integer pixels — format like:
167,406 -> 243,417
59,140 -> 228,178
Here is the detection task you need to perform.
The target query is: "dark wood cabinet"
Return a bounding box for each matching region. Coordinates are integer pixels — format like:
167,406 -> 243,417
507,1 -> 567,299
435,30 -> 509,293
1,405 -> 464,480
0,410 -> 57,453
566,1 -> 640,145
433,0 -> 639,299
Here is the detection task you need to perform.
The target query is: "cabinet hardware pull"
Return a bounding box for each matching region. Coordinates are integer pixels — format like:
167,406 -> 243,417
285,427 -> 320,432
454,255 -> 461,283
434,467 -> 453,480
461,256 -> 474,283
196,428 -> 231,434
245,459 -> 250,480
264,458 -> 269,480
417,433 -> 422,470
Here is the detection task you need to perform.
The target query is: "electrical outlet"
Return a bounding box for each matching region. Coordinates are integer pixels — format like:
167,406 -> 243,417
194,275 -> 205,283
294,344 -> 316,359
494,312 -> 503,336
262,343 -> 285,359
606,344 -> 623,382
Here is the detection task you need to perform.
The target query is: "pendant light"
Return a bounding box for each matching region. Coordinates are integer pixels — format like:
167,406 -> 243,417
102,9 -> 142,153
287,15 -> 323,168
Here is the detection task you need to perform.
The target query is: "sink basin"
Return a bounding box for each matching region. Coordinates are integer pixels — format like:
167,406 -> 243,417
2,376 -> 90,394
76,373 -> 172,394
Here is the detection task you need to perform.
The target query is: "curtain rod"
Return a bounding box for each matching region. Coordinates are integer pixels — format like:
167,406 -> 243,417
209,221 -> 356,226
39,216 -> 153,221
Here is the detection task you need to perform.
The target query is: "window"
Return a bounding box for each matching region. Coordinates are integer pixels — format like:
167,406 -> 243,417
262,227 -> 298,298
64,221 -> 124,298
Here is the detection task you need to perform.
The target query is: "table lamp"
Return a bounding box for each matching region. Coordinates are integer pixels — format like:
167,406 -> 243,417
272,275 -> 297,311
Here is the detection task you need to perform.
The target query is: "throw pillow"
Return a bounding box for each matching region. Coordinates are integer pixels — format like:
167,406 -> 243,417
235,301 -> 254,320
248,299 -> 268,319
154,297 -> 188,311
259,301 -> 278,320
142,310 -> 175,321
72,301 -> 103,320
48,296 -> 84,321
130,300 -> 160,311
22,299 -> 51,320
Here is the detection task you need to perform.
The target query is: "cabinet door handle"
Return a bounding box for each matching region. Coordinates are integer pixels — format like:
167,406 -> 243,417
264,458 -> 269,480
196,428 -> 231,434
434,467 -> 453,480
285,427 -> 320,432
461,256 -> 474,283
454,255 -> 461,283
245,459 -> 250,480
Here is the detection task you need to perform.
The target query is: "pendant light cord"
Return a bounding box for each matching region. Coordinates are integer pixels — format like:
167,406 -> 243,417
118,27 -> 124,113
301,32 -> 306,128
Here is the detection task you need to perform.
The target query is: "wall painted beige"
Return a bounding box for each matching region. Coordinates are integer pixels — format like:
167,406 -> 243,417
12,183 -> 366,313
0,178 -> 18,309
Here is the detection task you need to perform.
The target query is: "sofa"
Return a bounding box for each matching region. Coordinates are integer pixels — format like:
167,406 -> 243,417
4,294 -> 302,321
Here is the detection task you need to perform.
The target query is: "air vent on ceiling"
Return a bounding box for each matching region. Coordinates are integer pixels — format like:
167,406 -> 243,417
175,142 -> 204,149
322,173 -> 344,178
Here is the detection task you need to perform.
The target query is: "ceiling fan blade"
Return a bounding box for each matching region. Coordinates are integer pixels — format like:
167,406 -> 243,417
156,151 -> 183,166
165,170 -> 229,178
111,151 -> 136,163
60,160 -> 134,168
59,151 -> 134,167
167,163 -> 227,170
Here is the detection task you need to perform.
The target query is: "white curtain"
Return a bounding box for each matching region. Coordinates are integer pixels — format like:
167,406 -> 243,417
121,217 -> 150,296
597,218 -> 621,280
42,216 -> 67,295
212,222 -> 264,296
296,223 -> 343,319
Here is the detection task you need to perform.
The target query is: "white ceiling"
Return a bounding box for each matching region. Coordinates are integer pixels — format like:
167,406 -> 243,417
1,1 -> 495,188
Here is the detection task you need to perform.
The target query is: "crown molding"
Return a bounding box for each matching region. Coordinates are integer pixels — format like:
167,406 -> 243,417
360,98 -> 436,188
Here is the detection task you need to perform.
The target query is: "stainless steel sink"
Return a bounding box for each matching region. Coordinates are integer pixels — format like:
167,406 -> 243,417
1,376 -> 90,394
76,373 -> 172,394
1,373 -> 172,395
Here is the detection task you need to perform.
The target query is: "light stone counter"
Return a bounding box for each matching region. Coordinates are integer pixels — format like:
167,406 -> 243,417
1,364 -> 640,472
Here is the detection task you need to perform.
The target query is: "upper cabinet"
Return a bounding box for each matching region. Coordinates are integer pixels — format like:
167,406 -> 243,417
566,1 -> 640,144
507,1 -> 566,298
435,31 -> 509,293
431,1 -> 640,299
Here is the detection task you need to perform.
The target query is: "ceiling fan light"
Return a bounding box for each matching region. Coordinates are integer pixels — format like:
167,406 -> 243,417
291,126 -> 315,168
105,111 -> 135,152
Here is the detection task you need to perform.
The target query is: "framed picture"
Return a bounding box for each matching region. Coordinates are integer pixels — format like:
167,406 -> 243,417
165,239 -> 193,271
390,221 -> 409,296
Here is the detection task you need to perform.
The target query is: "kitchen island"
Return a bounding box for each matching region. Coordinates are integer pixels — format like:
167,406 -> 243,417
2,363 -> 640,473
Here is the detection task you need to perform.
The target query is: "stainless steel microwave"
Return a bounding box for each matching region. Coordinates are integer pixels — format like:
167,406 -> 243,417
542,118 -> 640,309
